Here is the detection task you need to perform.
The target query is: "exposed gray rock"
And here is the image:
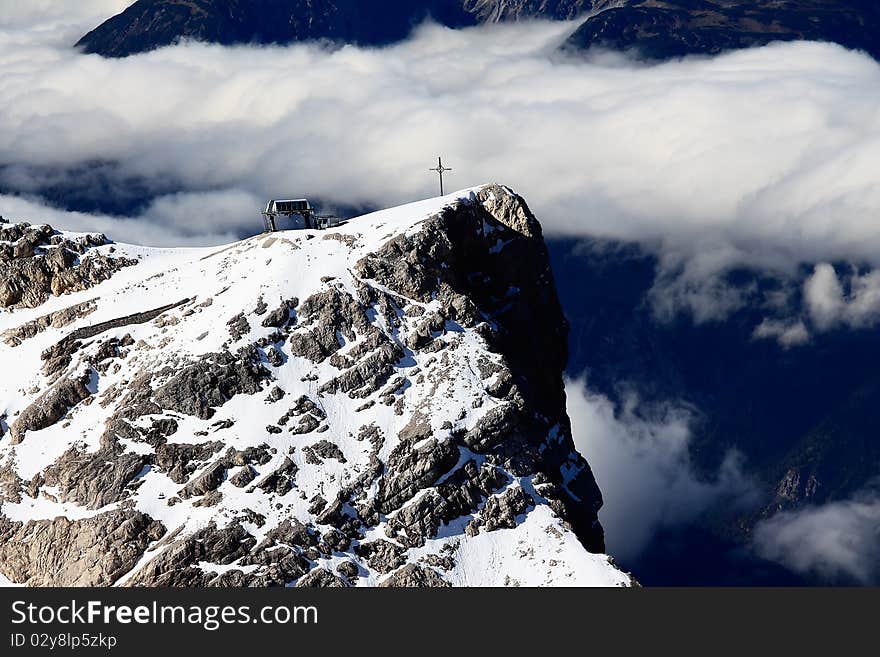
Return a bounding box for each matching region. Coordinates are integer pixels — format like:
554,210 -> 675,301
266,386 -> 285,402
422,553 -> 456,572
461,403 -> 523,452
265,347 -> 284,367
296,568 -> 348,588
355,540 -> 406,574
226,312 -> 250,341
387,460 -> 507,548
260,518 -> 317,550
152,347 -> 270,420
225,444 -> 273,467
379,564 -> 449,588
304,440 -> 346,464
2,300 -> 97,347
478,486 -> 535,533
252,458 -> 298,496
0,224 -> 135,310
261,298 -> 298,328
376,436 -> 460,514
154,441 -> 224,484
318,341 -> 403,398
292,414 -> 321,435
127,522 -> 256,587
0,510 -> 164,586
179,460 -> 227,499
336,561 -> 360,581
228,465 -> 256,488
42,445 -> 148,509
10,371 -> 93,444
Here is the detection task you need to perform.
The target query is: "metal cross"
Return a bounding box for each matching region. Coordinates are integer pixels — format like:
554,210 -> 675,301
429,157 -> 452,196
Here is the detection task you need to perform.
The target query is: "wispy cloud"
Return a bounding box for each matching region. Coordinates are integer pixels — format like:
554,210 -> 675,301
566,379 -> 754,561
753,491 -> 880,584
804,263 -> 880,331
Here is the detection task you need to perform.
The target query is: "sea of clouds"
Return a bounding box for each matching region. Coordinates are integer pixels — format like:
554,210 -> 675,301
3,0 -> 880,582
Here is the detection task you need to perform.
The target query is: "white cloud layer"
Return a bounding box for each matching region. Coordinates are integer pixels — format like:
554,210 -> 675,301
0,191 -> 247,246
753,492 -> 880,583
566,380 -> 754,561
1,13 -> 880,268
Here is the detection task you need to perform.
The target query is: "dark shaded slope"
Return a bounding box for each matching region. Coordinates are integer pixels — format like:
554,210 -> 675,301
564,1 -> 880,60
547,237 -> 880,584
549,237 -> 880,509
75,0 -> 477,57
78,0 -> 880,60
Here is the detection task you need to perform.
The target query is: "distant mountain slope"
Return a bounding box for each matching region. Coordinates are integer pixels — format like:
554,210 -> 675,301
548,237 -> 880,583
563,1 -> 880,60
76,0 -> 880,60
72,0 -> 615,57
75,0 -> 473,57
462,0 -> 603,22
0,187 -> 631,587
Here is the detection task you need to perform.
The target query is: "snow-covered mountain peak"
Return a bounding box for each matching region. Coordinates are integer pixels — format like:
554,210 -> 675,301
0,185 -> 631,587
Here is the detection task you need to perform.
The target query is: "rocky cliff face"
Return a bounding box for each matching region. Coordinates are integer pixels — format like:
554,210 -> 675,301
0,186 -> 630,587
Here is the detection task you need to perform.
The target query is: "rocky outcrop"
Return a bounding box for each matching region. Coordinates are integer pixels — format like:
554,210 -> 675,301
468,485 -> 535,534
295,568 -> 348,588
0,510 -> 164,586
151,347 -> 271,420
2,300 -> 97,347
0,223 -> 135,309
379,564 -> 450,588
354,185 -> 605,552
9,371 -> 93,444
40,299 -> 192,378
42,446 -> 149,509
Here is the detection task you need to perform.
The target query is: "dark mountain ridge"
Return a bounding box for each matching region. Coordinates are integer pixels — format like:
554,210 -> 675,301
77,0 -> 880,60
563,0 -> 880,61
76,0 -> 476,57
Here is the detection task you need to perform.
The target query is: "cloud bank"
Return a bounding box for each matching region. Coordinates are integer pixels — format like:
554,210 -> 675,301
0,190 -> 249,246
753,492 -> 880,584
1,12 -> 879,263
566,380 -> 754,561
